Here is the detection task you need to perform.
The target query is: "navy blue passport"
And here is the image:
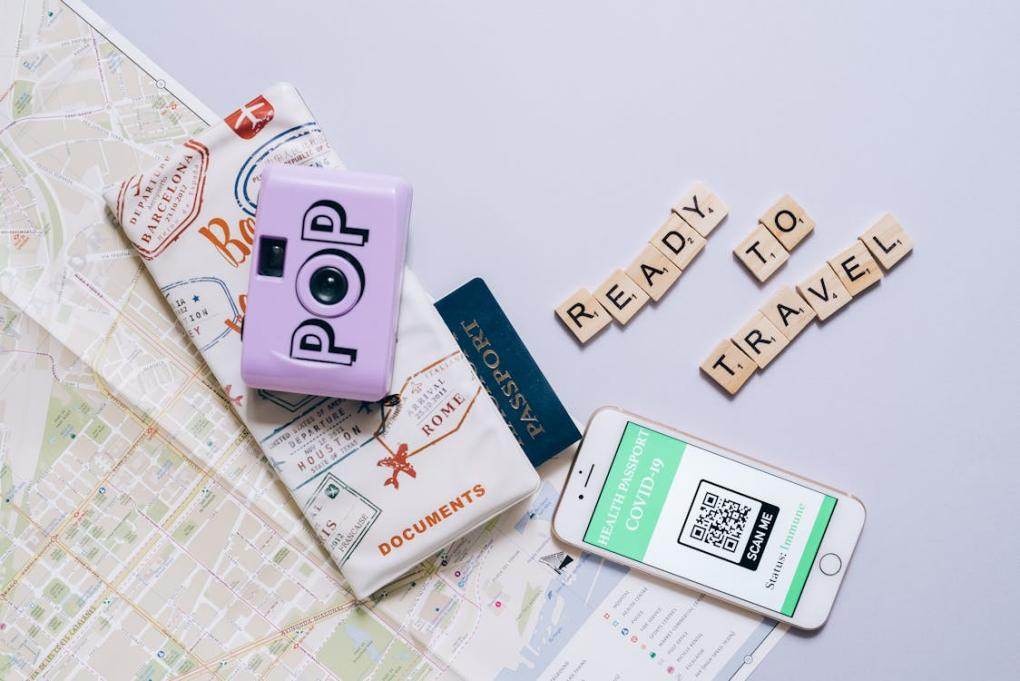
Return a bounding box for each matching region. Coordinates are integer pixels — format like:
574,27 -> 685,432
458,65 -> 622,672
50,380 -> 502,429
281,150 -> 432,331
435,278 -> 581,468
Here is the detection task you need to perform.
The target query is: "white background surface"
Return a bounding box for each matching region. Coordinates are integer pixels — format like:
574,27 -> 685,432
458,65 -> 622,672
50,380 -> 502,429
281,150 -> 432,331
88,1 -> 1020,678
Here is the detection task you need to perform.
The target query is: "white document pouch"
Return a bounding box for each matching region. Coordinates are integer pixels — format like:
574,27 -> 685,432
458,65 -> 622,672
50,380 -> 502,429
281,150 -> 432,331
103,83 -> 539,598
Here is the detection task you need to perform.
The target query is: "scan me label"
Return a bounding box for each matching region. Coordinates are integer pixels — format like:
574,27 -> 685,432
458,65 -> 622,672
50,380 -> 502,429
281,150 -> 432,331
583,423 -> 683,561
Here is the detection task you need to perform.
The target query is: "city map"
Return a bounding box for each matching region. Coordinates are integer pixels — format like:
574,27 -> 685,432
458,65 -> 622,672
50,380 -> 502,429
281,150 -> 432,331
0,2 -> 784,679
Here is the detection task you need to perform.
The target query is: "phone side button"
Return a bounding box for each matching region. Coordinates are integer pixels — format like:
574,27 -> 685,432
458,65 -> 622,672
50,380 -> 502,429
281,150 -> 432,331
819,553 -> 842,576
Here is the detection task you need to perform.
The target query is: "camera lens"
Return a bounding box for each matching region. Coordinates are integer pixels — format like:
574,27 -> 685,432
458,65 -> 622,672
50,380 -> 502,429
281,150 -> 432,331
309,266 -> 348,306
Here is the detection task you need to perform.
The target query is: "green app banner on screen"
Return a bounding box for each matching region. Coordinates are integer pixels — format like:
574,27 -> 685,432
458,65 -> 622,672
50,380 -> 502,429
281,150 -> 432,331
583,423 -> 683,560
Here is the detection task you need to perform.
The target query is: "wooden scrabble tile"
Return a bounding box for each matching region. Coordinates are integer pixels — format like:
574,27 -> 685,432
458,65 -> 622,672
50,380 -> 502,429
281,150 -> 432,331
555,288 -> 611,343
828,241 -> 882,297
625,244 -> 682,301
760,286 -> 816,341
760,194 -> 815,252
860,213 -> 914,270
671,181 -> 729,237
732,313 -> 790,370
700,339 -> 756,395
797,263 -> 852,321
734,224 -> 789,282
594,269 -> 650,325
650,214 -> 707,270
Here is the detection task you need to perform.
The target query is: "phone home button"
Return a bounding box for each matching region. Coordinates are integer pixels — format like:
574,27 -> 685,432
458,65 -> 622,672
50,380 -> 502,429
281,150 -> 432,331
819,553 -> 842,576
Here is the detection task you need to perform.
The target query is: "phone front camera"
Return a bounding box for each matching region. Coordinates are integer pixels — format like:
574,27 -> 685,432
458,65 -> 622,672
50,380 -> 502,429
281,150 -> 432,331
578,494 -> 584,500
309,266 -> 349,305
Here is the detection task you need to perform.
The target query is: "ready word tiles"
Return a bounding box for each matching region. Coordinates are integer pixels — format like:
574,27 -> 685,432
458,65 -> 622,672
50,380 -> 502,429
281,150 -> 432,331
556,182 -> 728,343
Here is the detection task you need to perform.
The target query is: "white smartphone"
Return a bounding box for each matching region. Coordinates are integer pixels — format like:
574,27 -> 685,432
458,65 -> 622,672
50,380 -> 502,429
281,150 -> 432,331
552,407 -> 865,630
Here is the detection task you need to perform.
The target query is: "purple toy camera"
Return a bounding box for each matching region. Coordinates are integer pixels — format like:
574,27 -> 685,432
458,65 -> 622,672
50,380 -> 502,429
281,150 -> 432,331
240,164 -> 411,401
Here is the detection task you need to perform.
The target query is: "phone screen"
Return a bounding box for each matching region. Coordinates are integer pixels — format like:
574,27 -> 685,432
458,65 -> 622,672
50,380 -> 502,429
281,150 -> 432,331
582,422 -> 837,617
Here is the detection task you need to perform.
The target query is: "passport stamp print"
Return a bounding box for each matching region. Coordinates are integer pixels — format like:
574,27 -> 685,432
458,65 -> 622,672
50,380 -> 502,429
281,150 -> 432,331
233,122 -> 335,217
114,139 -> 209,259
303,472 -> 381,567
160,276 -> 238,352
374,351 -> 483,489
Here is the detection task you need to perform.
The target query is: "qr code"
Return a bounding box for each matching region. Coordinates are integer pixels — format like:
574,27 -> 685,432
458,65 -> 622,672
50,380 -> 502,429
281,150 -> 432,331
690,489 -> 752,553
679,480 -> 779,570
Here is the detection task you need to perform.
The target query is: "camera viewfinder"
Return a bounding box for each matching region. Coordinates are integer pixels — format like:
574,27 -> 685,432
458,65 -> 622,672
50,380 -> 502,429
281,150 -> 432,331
257,237 -> 287,277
